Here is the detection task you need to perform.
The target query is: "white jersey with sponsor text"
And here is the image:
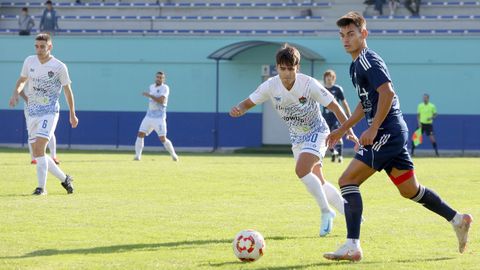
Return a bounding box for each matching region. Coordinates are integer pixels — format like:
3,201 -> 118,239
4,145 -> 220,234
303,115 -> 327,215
249,73 -> 334,145
146,83 -> 169,118
21,55 -> 71,117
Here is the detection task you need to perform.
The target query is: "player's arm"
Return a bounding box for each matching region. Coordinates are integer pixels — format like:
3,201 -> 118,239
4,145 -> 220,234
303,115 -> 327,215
19,90 -> 28,103
340,99 -> 352,118
63,84 -> 79,128
142,92 -> 166,104
360,82 -> 395,145
326,101 -> 363,149
9,76 -> 28,107
431,106 -> 437,121
230,98 -> 256,117
326,100 -> 358,146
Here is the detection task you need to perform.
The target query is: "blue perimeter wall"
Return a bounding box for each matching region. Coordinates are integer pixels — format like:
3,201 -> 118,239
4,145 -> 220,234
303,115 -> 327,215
1,36 -> 480,150
1,109 -> 479,151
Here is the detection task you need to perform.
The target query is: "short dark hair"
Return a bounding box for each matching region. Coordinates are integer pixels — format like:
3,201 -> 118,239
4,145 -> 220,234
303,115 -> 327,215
156,71 -> 165,76
45,0 -> 53,5
275,44 -> 301,66
35,32 -> 52,43
22,7 -> 28,12
336,11 -> 367,30
424,93 -> 430,98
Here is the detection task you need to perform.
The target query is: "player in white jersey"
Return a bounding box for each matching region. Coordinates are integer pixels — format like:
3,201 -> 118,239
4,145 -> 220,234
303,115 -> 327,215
20,89 -> 60,165
134,71 -> 178,161
230,45 -> 359,236
8,33 -> 78,195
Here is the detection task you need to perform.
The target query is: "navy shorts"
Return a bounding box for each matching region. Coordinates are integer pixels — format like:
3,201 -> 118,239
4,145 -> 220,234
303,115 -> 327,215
354,130 -> 414,174
326,119 -> 340,131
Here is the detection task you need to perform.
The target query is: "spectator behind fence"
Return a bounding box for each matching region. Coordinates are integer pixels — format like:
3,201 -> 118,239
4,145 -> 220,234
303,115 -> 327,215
405,0 -> 421,16
18,7 -> 35,36
39,1 -> 59,34
388,0 -> 399,16
374,0 -> 384,15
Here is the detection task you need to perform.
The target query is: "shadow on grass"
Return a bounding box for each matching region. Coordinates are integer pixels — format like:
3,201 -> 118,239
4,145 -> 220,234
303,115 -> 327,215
2,236 -> 307,259
205,256 -> 456,269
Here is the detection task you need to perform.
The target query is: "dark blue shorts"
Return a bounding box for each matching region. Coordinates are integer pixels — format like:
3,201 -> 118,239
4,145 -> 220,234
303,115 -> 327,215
326,119 -> 340,131
354,130 -> 414,174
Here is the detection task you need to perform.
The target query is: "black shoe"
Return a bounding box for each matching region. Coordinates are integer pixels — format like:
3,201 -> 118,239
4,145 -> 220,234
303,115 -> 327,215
32,187 -> 46,195
331,154 -> 336,162
61,175 -> 74,194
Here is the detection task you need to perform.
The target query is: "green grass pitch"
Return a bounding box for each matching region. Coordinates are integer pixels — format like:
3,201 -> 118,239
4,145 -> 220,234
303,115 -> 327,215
0,148 -> 478,269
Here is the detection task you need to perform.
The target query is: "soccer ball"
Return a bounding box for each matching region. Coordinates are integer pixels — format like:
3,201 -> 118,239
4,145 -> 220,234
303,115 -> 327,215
232,229 -> 266,262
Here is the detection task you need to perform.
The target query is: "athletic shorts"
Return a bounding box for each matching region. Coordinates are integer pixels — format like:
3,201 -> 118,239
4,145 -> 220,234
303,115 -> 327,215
27,113 -> 59,143
420,123 -> 434,136
354,130 -> 414,174
138,116 -> 167,137
292,132 -> 328,163
326,119 -> 340,131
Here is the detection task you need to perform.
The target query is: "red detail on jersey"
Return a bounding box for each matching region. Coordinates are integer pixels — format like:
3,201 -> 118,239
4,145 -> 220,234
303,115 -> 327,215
389,170 -> 414,186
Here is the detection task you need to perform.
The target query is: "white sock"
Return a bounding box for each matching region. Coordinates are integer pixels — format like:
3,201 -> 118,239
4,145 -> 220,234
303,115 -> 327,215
323,181 -> 345,215
301,173 -> 332,214
46,155 -> 66,181
162,138 -> 177,158
450,213 -> 462,226
35,156 -> 48,190
347,238 -> 361,248
135,137 -> 144,159
28,143 -> 34,160
48,134 -> 57,158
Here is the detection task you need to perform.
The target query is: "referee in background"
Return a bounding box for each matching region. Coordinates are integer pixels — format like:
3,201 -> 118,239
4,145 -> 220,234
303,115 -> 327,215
412,93 -> 439,156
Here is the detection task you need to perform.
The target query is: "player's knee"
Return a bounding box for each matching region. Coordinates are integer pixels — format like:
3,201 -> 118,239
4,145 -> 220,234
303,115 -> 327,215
137,132 -> 146,138
295,166 -> 310,179
159,136 -> 166,143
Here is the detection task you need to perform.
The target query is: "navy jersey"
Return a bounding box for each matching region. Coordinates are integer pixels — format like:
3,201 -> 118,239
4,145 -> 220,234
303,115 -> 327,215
350,48 -> 408,133
322,84 -> 345,124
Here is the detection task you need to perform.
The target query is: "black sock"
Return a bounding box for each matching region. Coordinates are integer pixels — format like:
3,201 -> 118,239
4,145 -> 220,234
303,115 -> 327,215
432,142 -> 439,156
410,185 -> 456,221
341,185 -> 363,239
411,142 -> 415,155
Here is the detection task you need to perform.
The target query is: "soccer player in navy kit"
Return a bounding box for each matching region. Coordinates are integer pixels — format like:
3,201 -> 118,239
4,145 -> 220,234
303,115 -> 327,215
322,70 -> 351,163
323,11 -> 472,261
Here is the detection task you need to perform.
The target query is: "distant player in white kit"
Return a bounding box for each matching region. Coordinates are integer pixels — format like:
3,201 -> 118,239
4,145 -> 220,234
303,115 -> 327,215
230,44 -> 359,236
134,71 -> 178,161
8,32 -> 78,195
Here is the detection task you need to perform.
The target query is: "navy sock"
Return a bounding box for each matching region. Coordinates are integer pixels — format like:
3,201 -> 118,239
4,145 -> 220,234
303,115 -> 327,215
432,142 -> 439,156
336,144 -> 343,156
341,185 -> 363,239
411,185 -> 456,221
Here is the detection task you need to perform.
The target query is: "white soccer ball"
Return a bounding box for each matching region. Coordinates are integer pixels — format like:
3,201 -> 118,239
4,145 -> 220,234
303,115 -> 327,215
232,229 -> 266,262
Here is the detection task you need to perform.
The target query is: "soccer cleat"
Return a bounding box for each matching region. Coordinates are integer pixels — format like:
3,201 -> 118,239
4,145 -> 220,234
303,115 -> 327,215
338,156 -> 343,163
452,214 -> 473,253
52,157 -> 60,165
32,187 -> 46,195
331,154 -> 336,162
133,156 -> 141,161
324,242 -> 363,262
61,175 -> 74,194
31,159 -> 37,165
172,155 -> 179,162
320,211 -> 336,237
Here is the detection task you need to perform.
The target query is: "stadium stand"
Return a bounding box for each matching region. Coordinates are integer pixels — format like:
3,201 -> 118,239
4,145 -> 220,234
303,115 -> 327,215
0,0 -> 479,35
